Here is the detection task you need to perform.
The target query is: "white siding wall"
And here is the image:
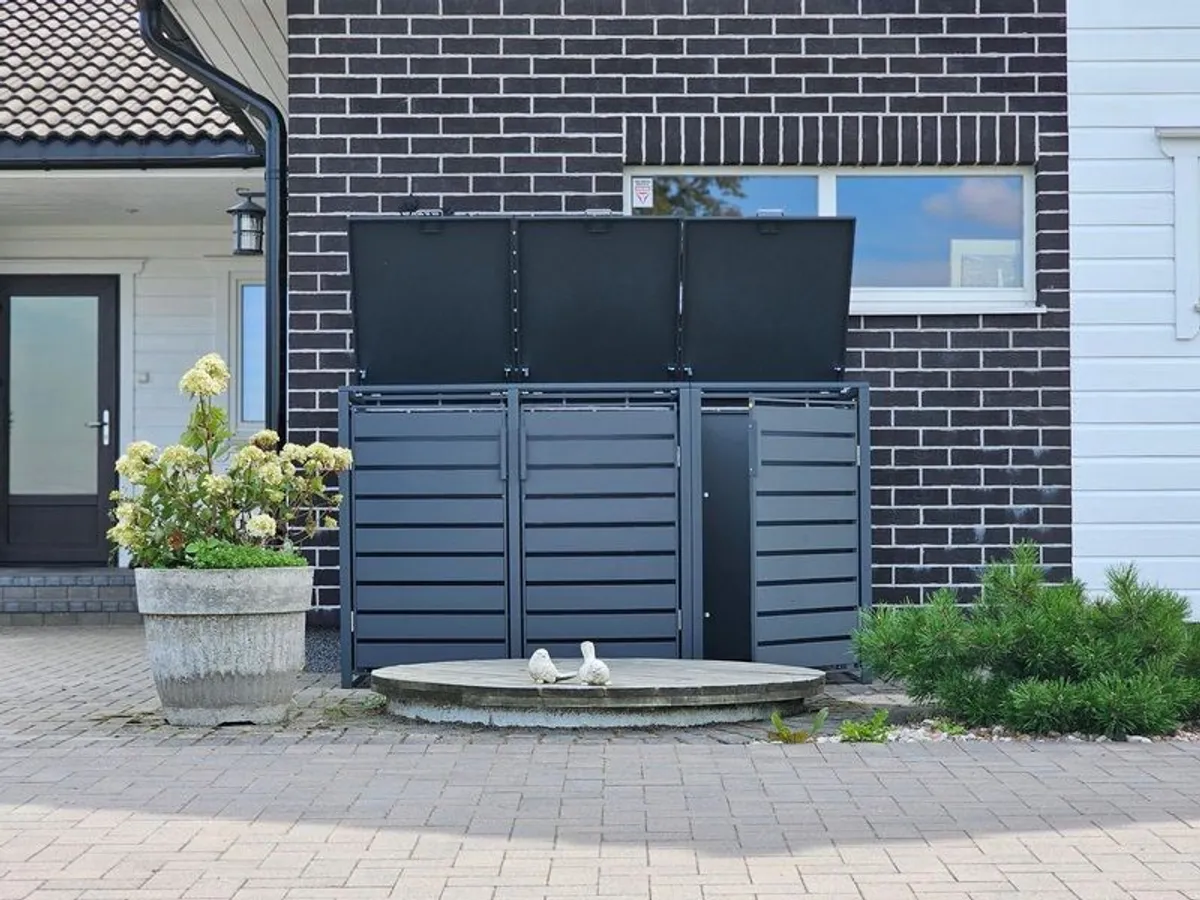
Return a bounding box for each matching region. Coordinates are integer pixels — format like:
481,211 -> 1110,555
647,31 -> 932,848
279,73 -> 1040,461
0,226 -> 262,451
1070,1 -> 1200,611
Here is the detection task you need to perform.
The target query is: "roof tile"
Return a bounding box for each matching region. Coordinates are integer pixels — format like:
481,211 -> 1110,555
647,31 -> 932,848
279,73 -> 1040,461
1,0 -> 242,143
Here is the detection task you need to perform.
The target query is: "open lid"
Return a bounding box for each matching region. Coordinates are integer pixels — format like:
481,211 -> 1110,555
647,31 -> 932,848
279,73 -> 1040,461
516,218 -> 682,382
681,218 -> 856,383
348,218 -> 513,385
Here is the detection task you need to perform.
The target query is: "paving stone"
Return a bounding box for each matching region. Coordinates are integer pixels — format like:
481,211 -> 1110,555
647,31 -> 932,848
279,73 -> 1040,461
1,626 -> 1200,899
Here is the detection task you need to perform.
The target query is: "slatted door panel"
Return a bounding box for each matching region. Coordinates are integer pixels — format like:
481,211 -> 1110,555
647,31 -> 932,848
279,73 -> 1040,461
749,400 -> 863,669
350,406 -> 510,667
520,405 -> 681,660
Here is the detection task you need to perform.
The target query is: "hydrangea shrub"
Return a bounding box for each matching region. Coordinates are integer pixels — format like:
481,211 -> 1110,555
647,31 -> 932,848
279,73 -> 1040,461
108,353 -> 353,568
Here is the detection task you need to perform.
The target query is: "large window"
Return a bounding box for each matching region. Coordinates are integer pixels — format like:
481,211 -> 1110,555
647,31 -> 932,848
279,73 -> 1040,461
235,282 -> 266,429
626,168 -> 1035,315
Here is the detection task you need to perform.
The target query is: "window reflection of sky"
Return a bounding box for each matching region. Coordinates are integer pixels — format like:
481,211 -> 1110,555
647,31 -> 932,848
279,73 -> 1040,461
240,284 -> 266,424
645,173 -> 1024,289
838,176 -> 1024,288
643,175 -> 818,217
722,177 -> 819,216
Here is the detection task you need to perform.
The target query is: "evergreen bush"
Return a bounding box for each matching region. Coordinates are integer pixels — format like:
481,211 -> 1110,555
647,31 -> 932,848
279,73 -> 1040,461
853,544 -> 1200,738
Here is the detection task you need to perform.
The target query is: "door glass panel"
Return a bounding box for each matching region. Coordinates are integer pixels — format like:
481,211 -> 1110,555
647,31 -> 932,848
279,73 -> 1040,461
9,296 -> 99,495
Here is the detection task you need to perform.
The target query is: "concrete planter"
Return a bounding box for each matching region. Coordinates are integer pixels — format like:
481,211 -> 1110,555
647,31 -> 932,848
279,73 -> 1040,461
135,567 -> 313,727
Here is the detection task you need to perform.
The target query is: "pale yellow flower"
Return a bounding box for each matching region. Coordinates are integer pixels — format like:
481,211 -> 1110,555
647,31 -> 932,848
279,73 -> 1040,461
323,516 -> 338,529
330,493 -> 343,508
257,460 -> 284,485
159,445 -> 203,470
115,454 -> 148,483
249,429 -> 280,450
233,444 -> 267,468
178,353 -> 230,397
195,353 -> 231,389
280,443 -> 307,463
107,522 -> 141,549
330,447 -> 353,471
204,474 -> 232,496
178,367 -> 222,397
126,440 -> 157,461
244,513 -> 277,540
306,441 -> 333,461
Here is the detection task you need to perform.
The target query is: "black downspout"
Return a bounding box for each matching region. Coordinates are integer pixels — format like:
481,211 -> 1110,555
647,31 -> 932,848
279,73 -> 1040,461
137,0 -> 287,439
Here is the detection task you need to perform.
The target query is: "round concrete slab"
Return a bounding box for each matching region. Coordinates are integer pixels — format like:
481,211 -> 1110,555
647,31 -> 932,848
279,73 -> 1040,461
371,658 -> 826,728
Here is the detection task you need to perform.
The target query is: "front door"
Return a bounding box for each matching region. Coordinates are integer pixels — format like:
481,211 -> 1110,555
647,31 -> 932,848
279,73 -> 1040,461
0,276 -> 118,565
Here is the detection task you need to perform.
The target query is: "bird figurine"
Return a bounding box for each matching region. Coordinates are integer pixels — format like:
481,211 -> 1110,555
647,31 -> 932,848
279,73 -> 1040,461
528,648 -> 577,684
578,641 -> 611,686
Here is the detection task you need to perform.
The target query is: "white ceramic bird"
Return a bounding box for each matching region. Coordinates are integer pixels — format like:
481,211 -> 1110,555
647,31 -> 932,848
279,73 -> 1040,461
578,641 -> 611,686
528,648 -> 577,684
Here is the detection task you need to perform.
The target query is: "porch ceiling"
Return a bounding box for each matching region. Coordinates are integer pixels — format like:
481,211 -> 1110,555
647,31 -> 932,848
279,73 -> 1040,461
0,169 -> 264,228
164,0 -> 288,120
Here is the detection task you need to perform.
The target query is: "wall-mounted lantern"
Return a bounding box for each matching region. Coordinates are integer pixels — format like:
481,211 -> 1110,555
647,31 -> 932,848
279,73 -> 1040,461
226,188 -> 267,256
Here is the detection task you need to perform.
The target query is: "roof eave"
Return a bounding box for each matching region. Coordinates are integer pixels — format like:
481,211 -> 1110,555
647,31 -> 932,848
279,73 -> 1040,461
0,136 -> 264,170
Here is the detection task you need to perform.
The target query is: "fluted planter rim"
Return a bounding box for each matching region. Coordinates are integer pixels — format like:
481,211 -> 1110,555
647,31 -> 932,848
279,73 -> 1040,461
135,566 -> 314,616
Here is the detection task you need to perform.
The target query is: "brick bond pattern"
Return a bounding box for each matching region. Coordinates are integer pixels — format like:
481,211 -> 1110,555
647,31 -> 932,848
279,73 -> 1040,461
287,0 -> 1069,607
0,569 -> 137,624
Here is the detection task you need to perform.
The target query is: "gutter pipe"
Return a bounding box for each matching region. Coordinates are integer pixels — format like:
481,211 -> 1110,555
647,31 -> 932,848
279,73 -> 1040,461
137,0 -> 287,439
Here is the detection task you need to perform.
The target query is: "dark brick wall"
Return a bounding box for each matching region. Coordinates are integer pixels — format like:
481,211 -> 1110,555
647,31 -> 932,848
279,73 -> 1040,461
286,0 -> 1070,606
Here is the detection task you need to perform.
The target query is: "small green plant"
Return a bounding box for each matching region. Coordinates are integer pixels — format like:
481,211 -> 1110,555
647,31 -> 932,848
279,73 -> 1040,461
929,717 -> 967,736
768,707 -> 828,744
837,709 -> 890,743
184,539 -> 307,569
323,692 -> 388,722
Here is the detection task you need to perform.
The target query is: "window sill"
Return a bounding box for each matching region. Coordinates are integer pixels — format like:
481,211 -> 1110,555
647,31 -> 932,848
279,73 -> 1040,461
851,302 -> 1047,317
849,290 -> 1045,318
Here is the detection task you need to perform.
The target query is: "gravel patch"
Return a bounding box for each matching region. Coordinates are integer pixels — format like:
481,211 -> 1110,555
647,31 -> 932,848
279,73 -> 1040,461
304,626 -> 340,673
791,719 -> 1200,745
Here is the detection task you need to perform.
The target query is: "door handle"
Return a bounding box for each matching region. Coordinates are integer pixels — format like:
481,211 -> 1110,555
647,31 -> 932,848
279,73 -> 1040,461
85,409 -> 110,447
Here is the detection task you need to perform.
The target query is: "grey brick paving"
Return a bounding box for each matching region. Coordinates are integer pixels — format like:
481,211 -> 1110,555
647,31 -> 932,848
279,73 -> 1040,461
2,626 -> 1199,900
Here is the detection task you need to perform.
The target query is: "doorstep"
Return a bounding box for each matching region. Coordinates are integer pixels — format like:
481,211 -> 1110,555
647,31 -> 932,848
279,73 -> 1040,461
0,567 -> 139,625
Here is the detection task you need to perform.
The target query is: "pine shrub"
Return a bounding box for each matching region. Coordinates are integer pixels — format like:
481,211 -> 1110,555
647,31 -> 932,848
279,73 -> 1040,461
1179,623 -> 1200,677
1003,678 -> 1085,735
1076,674 -> 1181,739
852,544 -> 1198,737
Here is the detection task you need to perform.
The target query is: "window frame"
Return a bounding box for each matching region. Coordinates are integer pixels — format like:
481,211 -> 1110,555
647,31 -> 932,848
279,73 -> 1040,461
229,276 -> 267,436
623,166 -> 1041,316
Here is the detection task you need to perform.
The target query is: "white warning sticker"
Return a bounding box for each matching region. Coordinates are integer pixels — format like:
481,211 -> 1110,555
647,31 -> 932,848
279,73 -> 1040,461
631,177 -> 654,209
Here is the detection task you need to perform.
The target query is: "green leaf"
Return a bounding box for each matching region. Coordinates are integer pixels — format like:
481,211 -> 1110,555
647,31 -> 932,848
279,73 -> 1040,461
838,709 -> 890,743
